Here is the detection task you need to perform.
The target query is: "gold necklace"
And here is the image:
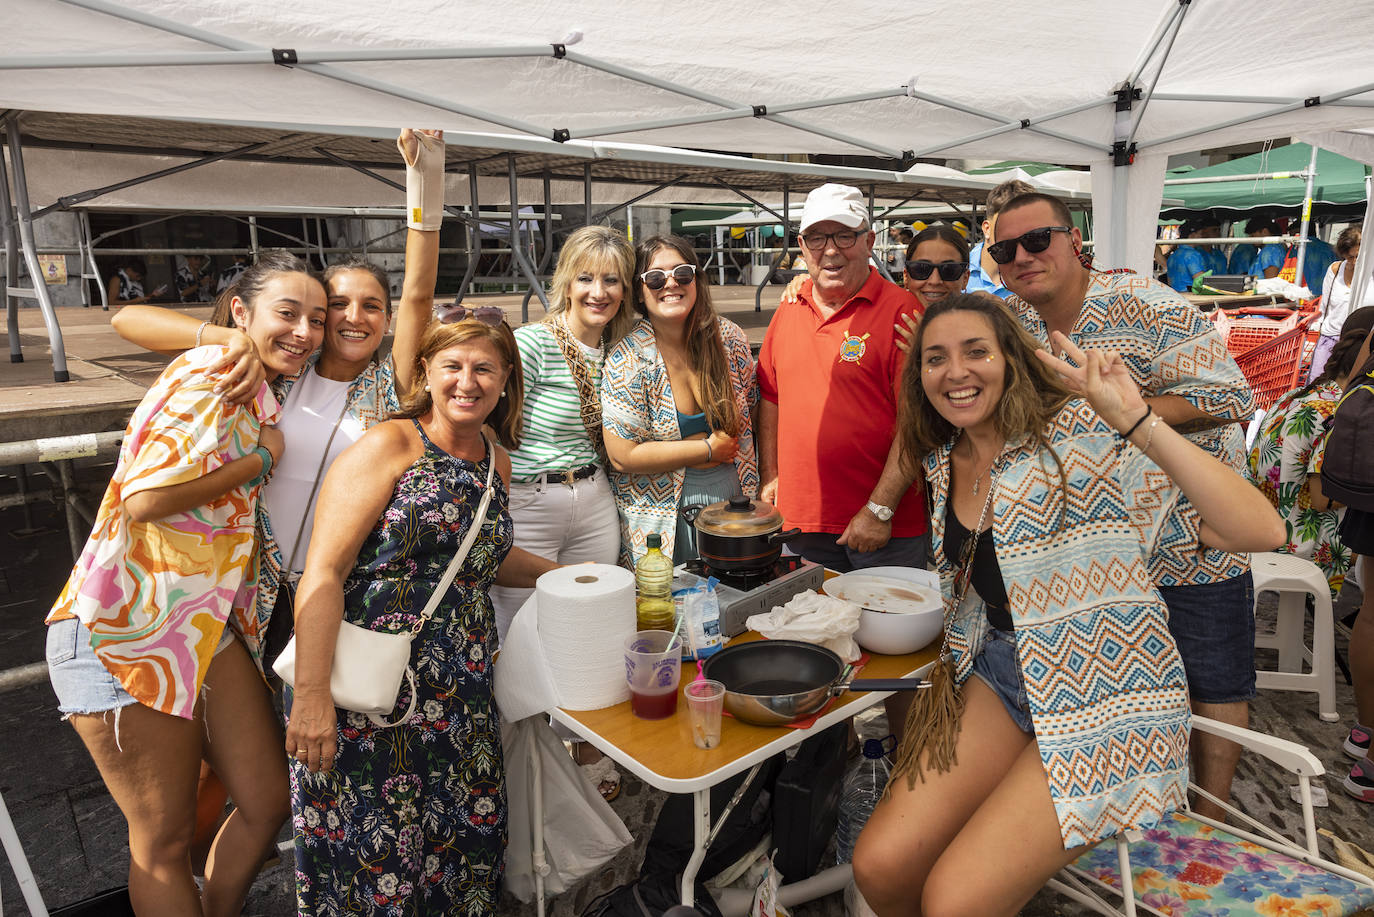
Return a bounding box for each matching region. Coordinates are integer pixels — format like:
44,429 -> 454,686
964,436 -> 997,496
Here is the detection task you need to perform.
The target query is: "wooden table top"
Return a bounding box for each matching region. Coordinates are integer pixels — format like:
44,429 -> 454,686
554,631 -> 938,792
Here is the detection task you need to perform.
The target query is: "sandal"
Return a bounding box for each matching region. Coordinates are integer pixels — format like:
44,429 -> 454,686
579,755 -> 622,803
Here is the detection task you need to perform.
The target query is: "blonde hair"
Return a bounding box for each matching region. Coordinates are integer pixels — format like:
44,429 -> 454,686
394,320 -> 525,450
634,235 -> 739,435
545,226 -> 636,347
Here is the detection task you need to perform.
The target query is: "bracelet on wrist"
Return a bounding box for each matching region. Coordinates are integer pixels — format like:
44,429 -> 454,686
248,445 -> 274,486
703,439 -> 713,462
1141,415 -> 1162,453
195,320 -> 210,348
1120,405 -> 1152,440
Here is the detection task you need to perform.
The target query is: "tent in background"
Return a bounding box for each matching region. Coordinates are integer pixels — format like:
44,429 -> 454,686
1159,143 -> 1372,218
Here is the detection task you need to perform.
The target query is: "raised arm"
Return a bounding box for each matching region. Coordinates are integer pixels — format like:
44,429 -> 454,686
112,305 -> 265,402
391,128 -> 445,398
1039,332 -> 1284,553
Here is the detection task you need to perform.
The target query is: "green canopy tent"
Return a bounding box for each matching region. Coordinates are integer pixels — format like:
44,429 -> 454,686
1159,143 -> 1370,219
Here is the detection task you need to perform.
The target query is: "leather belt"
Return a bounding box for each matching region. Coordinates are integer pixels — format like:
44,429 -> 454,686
526,463 -> 599,486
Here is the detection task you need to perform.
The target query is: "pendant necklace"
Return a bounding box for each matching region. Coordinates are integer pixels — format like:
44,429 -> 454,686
965,436 -> 995,496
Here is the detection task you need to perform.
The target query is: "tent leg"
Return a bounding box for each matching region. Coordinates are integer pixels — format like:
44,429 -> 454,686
584,163 -> 593,227
4,114 -> 70,382
521,171 -> 556,316
455,169 -> 480,306
1292,145 -> 1319,289
508,154 -> 548,322
1347,175 -> 1374,309
0,142 -> 23,363
248,215 -> 260,259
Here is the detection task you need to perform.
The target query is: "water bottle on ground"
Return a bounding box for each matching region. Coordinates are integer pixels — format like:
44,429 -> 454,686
835,736 -> 895,864
635,534 -> 675,631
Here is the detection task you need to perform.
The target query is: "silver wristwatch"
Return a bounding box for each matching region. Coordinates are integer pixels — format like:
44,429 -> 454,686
865,500 -> 894,522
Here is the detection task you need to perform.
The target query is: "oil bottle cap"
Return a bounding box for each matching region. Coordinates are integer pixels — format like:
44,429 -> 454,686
647,534 -> 662,549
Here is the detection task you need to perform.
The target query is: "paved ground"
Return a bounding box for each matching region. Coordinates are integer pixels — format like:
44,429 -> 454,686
4,299 -> 1374,915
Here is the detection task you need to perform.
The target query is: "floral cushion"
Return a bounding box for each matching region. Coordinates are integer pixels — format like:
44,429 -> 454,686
1070,811 -> 1374,916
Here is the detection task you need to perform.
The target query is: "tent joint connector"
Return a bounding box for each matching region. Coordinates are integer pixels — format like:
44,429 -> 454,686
552,43 -> 567,59
1020,119 -> 1030,129
752,105 -> 767,118
1115,84 -> 1141,112
1305,96 -> 1321,108
551,128 -> 570,143
272,48 -> 297,67
1112,140 -> 1137,167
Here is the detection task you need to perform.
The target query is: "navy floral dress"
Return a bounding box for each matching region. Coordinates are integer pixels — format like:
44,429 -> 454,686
290,421 -> 513,916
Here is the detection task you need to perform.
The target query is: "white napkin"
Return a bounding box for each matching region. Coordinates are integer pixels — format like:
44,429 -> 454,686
494,595 -> 561,723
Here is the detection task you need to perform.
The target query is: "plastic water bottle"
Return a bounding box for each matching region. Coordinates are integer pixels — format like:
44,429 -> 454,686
635,534 -> 675,631
835,737 -> 893,864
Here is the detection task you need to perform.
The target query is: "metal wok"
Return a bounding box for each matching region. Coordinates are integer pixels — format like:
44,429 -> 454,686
700,639 -> 926,726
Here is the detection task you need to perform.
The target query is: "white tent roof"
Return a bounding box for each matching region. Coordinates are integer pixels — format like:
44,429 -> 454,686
5,0 -> 1374,270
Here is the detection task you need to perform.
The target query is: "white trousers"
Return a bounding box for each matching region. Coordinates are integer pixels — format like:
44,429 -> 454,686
491,471 -> 622,643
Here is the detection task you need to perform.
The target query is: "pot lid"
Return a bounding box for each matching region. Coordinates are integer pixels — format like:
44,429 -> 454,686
694,494 -> 784,536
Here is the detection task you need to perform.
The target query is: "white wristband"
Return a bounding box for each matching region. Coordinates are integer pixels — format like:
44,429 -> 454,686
398,131 -> 445,232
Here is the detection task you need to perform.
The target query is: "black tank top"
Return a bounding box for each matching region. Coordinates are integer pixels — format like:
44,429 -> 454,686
943,499 -> 1013,631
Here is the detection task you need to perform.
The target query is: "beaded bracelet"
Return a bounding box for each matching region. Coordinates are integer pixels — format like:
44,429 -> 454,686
248,445 -> 274,486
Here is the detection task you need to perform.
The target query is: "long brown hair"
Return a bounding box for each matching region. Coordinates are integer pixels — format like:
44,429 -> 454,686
633,234 -> 739,435
898,292 -> 1073,500
394,320 -> 525,450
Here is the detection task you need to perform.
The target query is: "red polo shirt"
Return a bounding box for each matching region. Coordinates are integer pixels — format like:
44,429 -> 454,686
757,268 -> 927,536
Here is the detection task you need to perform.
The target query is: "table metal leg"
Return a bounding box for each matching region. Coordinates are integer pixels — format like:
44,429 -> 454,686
531,731 -> 548,917
679,762 -> 765,907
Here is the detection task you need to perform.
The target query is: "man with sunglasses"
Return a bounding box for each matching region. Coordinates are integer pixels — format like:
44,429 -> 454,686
757,183 -> 927,573
994,191 -> 1257,822
966,179 -> 1036,300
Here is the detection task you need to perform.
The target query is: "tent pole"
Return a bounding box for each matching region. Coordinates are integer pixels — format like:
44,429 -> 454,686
81,210 -> 107,310
520,172 -> 556,316
249,216 -> 259,259
712,179 -> 788,226
456,169 -> 479,305
1348,175 -> 1374,312
869,185 -> 894,282
0,140 -> 23,363
1139,78 -> 1374,151
3,114 -> 70,381
508,154 -> 549,320
1126,1 -> 1187,86
1292,145 -> 1319,291
584,164 -> 593,227
74,208 -> 89,308
590,176 -> 689,223
905,96 -> 1115,159
903,87 -> 1110,154
1124,0 -> 1192,149
0,44 -> 556,70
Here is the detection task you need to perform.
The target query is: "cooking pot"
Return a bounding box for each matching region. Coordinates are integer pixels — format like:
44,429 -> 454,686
680,494 -> 801,572
701,639 -> 926,726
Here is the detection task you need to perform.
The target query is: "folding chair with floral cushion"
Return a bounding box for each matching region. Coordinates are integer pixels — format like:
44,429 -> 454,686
1048,717 -> 1374,917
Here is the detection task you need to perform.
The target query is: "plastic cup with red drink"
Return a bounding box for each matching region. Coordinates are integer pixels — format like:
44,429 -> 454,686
624,630 -> 682,719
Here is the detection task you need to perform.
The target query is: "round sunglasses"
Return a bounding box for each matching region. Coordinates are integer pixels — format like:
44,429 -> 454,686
986,226 -> 1074,265
640,264 -> 697,291
905,260 -> 968,282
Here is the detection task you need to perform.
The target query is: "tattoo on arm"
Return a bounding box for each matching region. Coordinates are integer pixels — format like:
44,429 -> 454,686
1170,415 -> 1240,434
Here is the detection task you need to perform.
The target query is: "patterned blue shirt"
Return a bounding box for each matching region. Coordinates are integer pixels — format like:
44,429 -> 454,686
966,242 -> 1012,299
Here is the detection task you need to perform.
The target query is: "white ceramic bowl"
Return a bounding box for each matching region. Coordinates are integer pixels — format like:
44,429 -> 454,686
825,568 -> 944,656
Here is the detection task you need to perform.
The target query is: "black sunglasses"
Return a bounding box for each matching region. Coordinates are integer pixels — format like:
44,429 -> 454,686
986,226 -> 1075,265
905,260 -> 967,282
799,229 -> 862,251
640,264 -> 696,291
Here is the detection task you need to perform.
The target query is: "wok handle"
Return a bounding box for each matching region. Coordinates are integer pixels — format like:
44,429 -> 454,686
842,678 -> 927,693
767,527 -> 802,545
680,505 -> 703,523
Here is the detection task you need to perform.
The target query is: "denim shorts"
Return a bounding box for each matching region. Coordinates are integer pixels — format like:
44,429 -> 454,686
46,616 -> 236,716
970,627 -> 1033,733
1158,571 -> 1256,705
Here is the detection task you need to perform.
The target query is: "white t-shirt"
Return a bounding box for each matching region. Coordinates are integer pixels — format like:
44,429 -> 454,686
1320,261 -> 1374,336
263,368 -> 367,572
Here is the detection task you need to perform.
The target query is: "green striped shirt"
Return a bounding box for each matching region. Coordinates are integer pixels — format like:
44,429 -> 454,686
510,322 -> 604,481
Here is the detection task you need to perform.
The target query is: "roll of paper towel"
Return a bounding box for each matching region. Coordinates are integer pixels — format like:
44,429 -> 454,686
535,564 -> 637,710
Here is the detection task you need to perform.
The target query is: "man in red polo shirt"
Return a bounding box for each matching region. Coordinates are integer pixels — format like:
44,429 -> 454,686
757,183 -> 928,571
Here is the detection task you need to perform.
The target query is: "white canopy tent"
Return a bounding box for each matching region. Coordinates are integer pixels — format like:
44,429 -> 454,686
4,0 -> 1374,381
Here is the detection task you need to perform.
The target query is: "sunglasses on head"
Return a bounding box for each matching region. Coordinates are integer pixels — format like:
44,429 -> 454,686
436,303 -> 506,327
640,264 -> 696,291
986,226 -> 1075,265
905,260 -> 967,282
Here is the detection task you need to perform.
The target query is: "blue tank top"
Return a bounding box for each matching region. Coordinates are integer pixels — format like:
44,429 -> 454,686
676,409 -> 710,439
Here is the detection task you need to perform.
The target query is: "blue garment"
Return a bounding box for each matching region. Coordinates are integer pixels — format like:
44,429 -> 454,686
1228,243 -> 1257,275
675,409 -> 710,439
1166,246 -> 1208,292
1302,237 -> 1338,295
1205,247 -> 1228,276
966,242 -> 1011,299
1251,243 -> 1285,276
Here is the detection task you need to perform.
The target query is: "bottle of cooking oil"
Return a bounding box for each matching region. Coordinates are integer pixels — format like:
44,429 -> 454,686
635,534 -> 675,631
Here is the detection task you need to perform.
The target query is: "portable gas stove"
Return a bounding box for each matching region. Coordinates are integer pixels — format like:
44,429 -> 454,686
672,555 -> 825,637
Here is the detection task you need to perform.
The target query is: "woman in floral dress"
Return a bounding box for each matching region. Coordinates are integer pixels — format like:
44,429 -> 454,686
285,319 -> 561,915
1248,320 -> 1371,599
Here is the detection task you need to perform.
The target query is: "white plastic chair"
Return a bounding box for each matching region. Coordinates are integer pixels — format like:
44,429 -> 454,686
1251,551 -> 1339,722
1049,717 -> 1374,916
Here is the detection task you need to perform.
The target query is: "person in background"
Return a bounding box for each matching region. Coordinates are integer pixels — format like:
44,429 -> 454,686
967,179 -> 1036,299
1309,227 -> 1374,380
1227,217 -> 1285,278
177,253 -> 215,302
217,253 -> 252,294
852,293 -> 1282,917
757,182 -> 926,573
993,191 -> 1258,821
285,319 -> 560,916
106,257 -> 166,306
601,234 -> 756,566
1248,317 -> 1371,600
1166,217 -> 1226,292
1299,227 -> 1339,297
46,252 -> 324,917
902,224 -> 970,311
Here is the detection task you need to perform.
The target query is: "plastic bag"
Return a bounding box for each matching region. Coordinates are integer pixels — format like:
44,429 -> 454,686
751,851 -> 789,917
675,576 -> 723,661
501,716 -> 633,902
745,590 -> 862,661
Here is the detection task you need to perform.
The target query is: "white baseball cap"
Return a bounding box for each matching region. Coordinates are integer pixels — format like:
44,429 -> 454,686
799,183 -> 869,234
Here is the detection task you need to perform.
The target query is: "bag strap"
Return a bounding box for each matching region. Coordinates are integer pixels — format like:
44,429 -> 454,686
547,318 -> 608,464
283,386 -> 355,574
408,433 -> 496,637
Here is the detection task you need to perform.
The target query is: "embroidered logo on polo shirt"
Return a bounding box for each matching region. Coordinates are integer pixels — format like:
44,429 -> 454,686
838,331 -> 870,364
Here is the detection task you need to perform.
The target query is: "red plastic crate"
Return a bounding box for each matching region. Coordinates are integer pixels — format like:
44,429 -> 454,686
1233,316 -> 1318,410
